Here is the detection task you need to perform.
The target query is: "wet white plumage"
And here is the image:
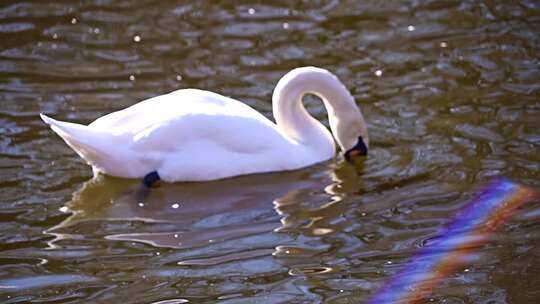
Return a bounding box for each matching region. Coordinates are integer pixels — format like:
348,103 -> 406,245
40,67 -> 368,182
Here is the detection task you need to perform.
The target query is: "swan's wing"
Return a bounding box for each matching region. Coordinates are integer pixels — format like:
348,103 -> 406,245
89,89 -> 268,135
130,111 -> 291,155
87,88 -> 291,154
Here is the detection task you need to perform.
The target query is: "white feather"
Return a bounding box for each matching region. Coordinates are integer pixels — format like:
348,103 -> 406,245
41,67 -> 368,182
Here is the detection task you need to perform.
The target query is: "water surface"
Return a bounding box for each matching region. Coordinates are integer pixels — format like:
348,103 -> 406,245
1,1 -> 539,303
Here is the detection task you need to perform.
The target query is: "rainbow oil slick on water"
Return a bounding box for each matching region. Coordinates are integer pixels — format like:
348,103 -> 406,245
368,177 -> 536,304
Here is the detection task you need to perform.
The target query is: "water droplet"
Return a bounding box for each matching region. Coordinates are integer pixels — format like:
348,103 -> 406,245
407,25 -> 415,31
375,70 -> 382,77
93,28 -> 100,34
71,17 -> 77,24
133,35 -> 141,42
440,41 -> 448,48
129,75 -> 136,81
282,22 -> 289,29
172,203 -> 180,209
52,33 -> 58,39
138,202 -> 144,207
248,8 -> 255,15
59,206 -> 69,213
176,74 -> 182,81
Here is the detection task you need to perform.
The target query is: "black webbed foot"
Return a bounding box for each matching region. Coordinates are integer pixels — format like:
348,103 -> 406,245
143,171 -> 160,188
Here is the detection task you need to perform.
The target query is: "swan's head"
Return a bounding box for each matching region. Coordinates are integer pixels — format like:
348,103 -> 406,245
327,101 -> 369,161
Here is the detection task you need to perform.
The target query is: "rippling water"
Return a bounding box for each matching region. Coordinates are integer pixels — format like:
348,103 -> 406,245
1,1 -> 539,303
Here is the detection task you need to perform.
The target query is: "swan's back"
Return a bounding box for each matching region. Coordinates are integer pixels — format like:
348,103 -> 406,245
89,89 -> 272,135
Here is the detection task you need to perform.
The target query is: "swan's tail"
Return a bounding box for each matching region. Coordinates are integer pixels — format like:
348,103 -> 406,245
40,114 -> 114,171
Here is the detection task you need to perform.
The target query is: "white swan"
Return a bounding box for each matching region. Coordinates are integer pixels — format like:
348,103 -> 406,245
40,67 -> 369,183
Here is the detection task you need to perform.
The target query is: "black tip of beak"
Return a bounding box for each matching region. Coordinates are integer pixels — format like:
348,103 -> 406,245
344,136 -> 368,162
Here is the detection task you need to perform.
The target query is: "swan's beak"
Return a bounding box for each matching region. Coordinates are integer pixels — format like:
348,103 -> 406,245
344,136 -> 368,162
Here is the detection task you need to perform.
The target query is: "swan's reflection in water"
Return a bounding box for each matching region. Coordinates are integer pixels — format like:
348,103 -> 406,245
47,162 -> 364,268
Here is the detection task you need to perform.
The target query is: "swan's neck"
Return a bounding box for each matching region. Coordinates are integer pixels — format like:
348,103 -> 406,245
272,67 -> 362,155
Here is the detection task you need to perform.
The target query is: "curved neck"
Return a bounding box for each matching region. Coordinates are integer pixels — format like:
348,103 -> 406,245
272,67 -> 360,153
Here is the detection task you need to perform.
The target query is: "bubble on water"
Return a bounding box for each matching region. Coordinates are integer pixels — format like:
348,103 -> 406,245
176,74 -> 182,81
59,206 -> 69,213
282,22 -> 289,29
93,28 -> 100,34
138,202 -> 144,207
174,234 -> 179,238
52,33 -> 58,39
375,70 -> 382,77
440,41 -> 448,48
133,35 -> 141,42
71,17 -> 77,24
129,75 -> 136,81
407,25 -> 415,31
172,203 -> 180,209
248,8 -> 255,15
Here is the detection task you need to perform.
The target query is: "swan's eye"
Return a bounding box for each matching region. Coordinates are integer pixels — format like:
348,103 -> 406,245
344,136 -> 368,161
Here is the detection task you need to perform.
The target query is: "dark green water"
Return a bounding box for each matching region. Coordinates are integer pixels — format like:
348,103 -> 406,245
1,1 -> 539,303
